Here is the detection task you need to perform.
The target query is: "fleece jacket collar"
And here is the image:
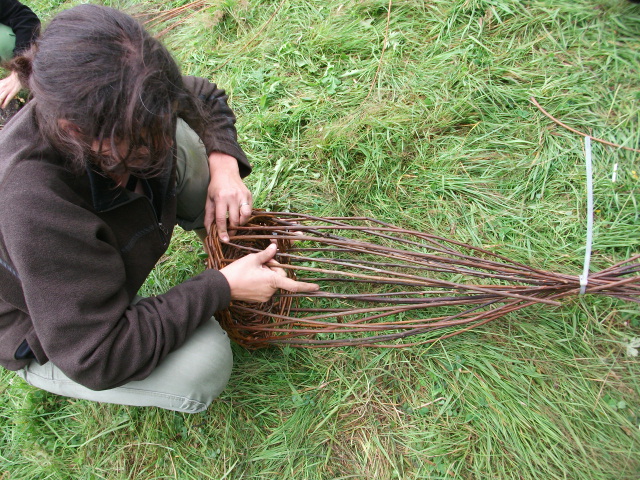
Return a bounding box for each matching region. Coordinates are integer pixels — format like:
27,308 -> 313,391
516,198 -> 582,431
85,154 -> 173,216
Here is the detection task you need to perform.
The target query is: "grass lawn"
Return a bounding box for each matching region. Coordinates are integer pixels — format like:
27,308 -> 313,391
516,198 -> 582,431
1,0 -> 639,478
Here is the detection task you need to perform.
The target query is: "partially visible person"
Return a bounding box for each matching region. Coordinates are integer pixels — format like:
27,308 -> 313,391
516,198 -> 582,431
0,0 -> 40,108
0,4 -> 319,413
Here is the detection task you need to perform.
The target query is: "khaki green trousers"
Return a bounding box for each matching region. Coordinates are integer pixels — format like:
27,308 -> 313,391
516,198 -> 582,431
16,121 -> 233,413
0,23 -> 16,62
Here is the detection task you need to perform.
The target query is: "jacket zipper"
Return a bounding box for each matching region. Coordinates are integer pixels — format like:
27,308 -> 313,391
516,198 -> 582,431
138,195 -> 168,247
158,221 -> 169,247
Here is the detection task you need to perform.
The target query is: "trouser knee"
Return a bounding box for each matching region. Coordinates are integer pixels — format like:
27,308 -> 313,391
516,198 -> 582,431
175,119 -> 210,231
178,318 -> 234,410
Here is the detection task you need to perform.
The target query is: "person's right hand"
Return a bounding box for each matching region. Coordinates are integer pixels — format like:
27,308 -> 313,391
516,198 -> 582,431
220,243 -> 319,303
0,71 -> 22,109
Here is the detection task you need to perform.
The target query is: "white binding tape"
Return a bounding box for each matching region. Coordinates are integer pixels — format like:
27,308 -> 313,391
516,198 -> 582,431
580,136 -> 594,295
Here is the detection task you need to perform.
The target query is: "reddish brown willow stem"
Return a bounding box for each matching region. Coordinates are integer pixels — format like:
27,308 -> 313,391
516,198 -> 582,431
143,0 -> 205,27
530,97 -> 640,153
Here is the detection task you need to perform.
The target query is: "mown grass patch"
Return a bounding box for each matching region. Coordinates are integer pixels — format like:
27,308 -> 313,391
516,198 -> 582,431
1,0 -> 639,478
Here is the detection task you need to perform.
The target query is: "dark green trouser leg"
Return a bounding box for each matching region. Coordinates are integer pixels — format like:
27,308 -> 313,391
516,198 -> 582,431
0,23 -> 16,63
175,118 -> 210,232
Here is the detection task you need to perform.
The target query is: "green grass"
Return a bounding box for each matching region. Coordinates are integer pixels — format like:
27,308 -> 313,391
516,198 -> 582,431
1,0 -> 639,478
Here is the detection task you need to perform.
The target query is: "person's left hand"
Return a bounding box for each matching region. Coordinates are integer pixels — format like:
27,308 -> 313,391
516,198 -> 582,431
205,152 -> 253,242
0,71 -> 22,109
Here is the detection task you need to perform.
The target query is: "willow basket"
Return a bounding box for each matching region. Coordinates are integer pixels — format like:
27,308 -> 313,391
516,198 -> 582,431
206,211 -> 640,348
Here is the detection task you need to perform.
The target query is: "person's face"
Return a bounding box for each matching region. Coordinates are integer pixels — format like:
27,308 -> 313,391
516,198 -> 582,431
90,138 -> 149,170
90,131 -> 173,182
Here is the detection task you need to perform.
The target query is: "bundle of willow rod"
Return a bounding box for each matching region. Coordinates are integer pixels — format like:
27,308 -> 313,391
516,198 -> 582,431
205,211 -> 640,348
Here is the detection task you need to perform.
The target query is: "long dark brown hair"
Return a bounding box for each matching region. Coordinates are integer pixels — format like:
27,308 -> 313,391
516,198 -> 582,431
11,4 -> 203,176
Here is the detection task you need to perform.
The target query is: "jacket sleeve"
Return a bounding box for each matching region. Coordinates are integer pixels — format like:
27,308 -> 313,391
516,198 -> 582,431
181,75 -> 252,178
0,0 -> 40,56
0,165 -> 231,390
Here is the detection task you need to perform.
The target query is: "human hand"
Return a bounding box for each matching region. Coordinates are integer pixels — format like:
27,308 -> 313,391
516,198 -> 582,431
220,244 -> 320,303
205,152 -> 253,242
0,71 -> 22,109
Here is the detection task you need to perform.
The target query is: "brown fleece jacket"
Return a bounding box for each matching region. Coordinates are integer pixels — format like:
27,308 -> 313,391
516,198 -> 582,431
0,76 -> 251,390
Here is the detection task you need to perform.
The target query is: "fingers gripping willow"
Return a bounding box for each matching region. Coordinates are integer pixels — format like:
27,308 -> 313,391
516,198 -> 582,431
205,212 -> 640,348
